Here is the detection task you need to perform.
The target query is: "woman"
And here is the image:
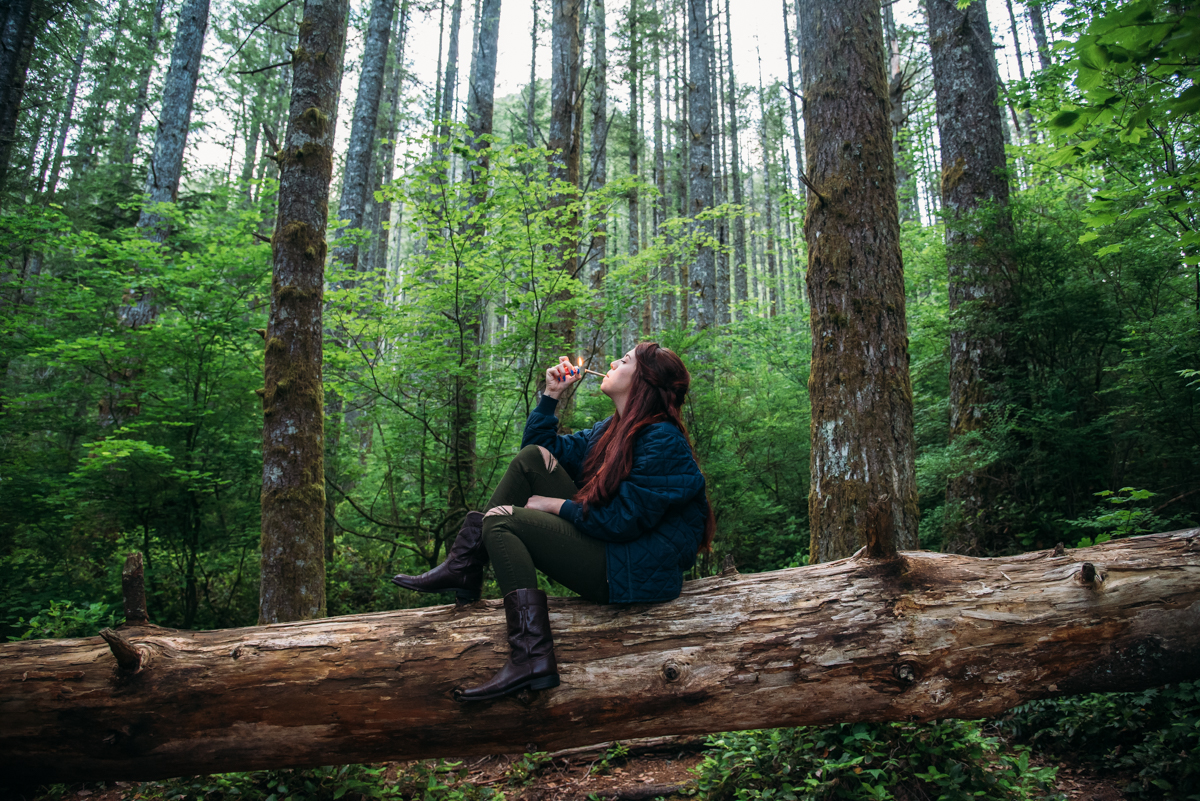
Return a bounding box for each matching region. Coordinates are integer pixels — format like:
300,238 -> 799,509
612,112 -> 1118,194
391,342 -> 715,702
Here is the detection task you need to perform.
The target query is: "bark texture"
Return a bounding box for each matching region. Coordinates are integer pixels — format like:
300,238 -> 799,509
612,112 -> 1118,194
1027,1 -> 1051,71
45,12 -> 91,196
723,0 -> 745,310
547,0 -> 582,368
2,531 -> 1198,785
800,0 -> 918,563
926,0 -> 1015,556
0,0 -> 37,200
332,0 -> 394,272
686,0 -> 714,330
135,0 -> 212,244
259,0 -> 350,625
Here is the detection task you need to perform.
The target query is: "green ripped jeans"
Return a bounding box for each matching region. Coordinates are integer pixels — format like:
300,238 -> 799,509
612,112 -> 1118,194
483,444 -> 609,603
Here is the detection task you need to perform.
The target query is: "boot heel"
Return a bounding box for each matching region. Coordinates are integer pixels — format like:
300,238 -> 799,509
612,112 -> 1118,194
455,588 -> 480,603
528,674 -> 560,691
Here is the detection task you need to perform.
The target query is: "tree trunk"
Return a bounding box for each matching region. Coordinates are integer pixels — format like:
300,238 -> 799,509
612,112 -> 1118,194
448,0 -> 502,519
883,1 -> 918,224
0,0 -> 37,201
1027,1 -> 1051,71
259,0 -> 350,625
44,13 -> 91,196
627,0 -> 639,269
800,0 -> 918,563
755,65 -> 779,318
651,0 -> 667,328
781,0 -> 803,195
547,0 -> 582,364
686,0 -> 714,330
135,0 -> 211,243
121,0 -> 166,164
527,0 -> 539,148
2,531 -> 1198,785
710,0 -> 728,326
926,0 -> 1015,557
586,0 -> 607,350
438,0 -> 464,147
332,0 -> 394,273
364,0 -> 411,277
723,0 -> 746,312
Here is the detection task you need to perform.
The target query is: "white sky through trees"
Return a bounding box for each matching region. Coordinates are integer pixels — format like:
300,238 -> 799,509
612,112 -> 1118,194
188,0 -> 1048,192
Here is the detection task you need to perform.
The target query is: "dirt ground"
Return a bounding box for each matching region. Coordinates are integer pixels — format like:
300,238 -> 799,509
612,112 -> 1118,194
24,739 -> 1132,801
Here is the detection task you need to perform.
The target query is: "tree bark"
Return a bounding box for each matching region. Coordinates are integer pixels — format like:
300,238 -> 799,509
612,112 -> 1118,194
586,0 -> 607,346
800,0 -> 918,563
438,0 -> 464,147
1027,1 -> 1051,71
686,0 -> 714,330
259,0 -> 350,625
121,0 -> 166,165
627,0 -> 639,265
724,0 -> 745,312
0,0 -> 37,201
135,0 -> 212,244
527,0 -> 539,148
2,531 -> 1198,785
547,0 -> 582,368
755,63 -> 779,317
883,1 -> 918,224
45,12 -> 92,197
332,0 -> 394,273
926,0 -> 1015,556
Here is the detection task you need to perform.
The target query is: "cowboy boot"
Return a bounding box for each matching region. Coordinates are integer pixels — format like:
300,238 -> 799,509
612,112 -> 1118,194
455,588 -> 560,702
391,511 -> 486,602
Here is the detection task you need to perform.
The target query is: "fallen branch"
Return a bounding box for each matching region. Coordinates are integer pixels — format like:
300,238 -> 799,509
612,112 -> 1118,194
1,530 -> 1198,785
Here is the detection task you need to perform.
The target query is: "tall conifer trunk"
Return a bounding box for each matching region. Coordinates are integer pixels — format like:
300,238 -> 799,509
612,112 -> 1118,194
686,0 -> 714,330
651,0 -> 666,328
1027,1 -> 1051,70
724,0 -> 746,311
136,0 -> 211,244
122,0 -> 166,165
586,0 -> 608,357
447,0 -> 502,521
0,0 -> 37,200
800,0 -> 918,562
45,13 -> 92,196
259,0 -> 350,625
548,0 -> 582,386
332,0 -> 394,273
926,0 -> 1015,555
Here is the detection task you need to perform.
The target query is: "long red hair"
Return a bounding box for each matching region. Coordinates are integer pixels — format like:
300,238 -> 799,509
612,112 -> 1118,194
573,342 -> 716,553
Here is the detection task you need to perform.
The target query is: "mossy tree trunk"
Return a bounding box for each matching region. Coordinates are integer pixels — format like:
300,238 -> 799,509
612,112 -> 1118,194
2,531 -> 1198,785
799,0 -> 918,563
926,0 -> 1016,556
259,0 -> 350,625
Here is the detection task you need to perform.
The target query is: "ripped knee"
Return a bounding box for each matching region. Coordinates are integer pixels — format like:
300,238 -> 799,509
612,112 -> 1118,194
484,505 -> 515,519
536,445 -> 559,474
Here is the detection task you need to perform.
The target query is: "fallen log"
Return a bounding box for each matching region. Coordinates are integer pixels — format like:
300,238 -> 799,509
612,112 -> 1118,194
2,529 -> 1198,785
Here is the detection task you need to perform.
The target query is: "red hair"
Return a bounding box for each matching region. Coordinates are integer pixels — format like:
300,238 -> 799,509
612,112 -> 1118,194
573,342 -> 716,553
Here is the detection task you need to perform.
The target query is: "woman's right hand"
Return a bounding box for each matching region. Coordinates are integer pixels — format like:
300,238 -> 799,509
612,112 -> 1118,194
544,356 -> 585,399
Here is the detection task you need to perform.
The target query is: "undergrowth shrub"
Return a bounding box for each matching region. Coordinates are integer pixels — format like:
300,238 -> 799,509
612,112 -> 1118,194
999,682 -> 1200,799
694,721 -> 1061,801
110,760 -> 504,801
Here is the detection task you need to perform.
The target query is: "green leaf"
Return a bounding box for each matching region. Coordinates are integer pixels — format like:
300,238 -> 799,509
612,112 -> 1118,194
1049,110 -> 1082,128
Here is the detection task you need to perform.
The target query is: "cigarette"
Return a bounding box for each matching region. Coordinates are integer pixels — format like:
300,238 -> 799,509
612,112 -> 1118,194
580,368 -> 607,378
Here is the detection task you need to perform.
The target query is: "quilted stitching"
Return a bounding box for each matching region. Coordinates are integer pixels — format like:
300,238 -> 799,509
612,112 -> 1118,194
522,399 -> 707,603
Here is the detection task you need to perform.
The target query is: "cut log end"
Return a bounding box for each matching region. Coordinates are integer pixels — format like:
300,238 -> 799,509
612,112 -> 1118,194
1077,561 -> 1100,586
99,628 -> 145,673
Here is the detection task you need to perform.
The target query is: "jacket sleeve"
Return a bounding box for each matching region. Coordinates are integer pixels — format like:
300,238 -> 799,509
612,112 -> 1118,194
521,395 -> 608,481
559,423 -> 705,543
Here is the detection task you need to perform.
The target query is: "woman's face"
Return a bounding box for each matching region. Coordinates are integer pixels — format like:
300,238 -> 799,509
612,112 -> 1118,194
601,349 -> 637,402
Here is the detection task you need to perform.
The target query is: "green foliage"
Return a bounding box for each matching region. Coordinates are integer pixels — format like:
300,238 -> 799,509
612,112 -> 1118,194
590,742 -> 631,776
694,722 -> 1061,801
505,751 -> 553,786
120,760 -> 506,801
9,599 -> 117,641
1000,682 -> 1200,799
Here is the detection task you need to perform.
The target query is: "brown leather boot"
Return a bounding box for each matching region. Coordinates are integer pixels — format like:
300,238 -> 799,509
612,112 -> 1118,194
391,511 -> 486,602
455,588 -> 560,702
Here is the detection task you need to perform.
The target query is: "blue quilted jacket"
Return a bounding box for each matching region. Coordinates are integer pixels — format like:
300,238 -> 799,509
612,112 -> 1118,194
522,395 -> 709,603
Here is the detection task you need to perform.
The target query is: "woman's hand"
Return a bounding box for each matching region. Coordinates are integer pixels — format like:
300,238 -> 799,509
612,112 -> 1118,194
525,495 -> 566,515
543,355 -> 585,399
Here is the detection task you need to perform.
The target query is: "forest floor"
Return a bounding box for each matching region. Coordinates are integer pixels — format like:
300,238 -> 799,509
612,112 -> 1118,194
26,736 -> 1133,801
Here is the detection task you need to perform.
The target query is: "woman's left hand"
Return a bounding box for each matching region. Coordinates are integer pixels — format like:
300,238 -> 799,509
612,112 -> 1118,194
525,495 -> 565,515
